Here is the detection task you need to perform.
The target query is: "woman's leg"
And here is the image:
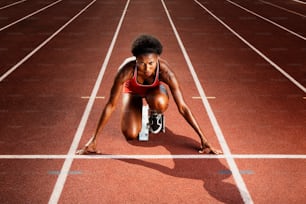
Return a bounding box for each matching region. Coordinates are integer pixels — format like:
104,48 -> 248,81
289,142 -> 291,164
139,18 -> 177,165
146,84 -> 169,133
146,84 -> 169,113
121,93 -> 143,140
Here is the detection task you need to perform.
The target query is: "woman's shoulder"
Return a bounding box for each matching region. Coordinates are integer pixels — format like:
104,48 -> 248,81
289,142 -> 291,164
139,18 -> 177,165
159,58 -> 175,74
123,56 -> 136,65
116,57 -> 136,81
158,58 -> 176,83
118,56 -> 136,70
159,58 -> 170,68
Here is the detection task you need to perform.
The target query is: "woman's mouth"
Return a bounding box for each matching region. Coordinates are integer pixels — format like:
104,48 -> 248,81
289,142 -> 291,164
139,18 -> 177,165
144,71 -> 152,77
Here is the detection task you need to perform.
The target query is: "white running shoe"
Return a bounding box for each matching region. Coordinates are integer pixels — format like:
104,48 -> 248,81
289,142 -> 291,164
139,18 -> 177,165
149,112 -> 165,134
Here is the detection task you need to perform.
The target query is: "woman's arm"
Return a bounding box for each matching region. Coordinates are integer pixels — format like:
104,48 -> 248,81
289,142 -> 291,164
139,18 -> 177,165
76,60 -> 134,154
160,61 -> 222,154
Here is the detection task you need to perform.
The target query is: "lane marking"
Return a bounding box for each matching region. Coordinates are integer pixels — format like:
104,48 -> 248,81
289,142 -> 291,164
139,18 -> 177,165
0,0 -> 82,82
194,0 -> 306,93
48,0 -> 130,203
292,0 -> 306,4
226,0 -> 306,40
1,154 -> 306,159
161,0 -> 253,203
260,0 -> 306,18
192,96 -> 216,99
81,96 -> 105,99
48,170 -> 82,175
0,0 -> 27,10
0,0 -> 63,32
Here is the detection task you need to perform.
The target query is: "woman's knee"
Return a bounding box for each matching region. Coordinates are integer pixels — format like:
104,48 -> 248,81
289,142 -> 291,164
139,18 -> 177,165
156,95 -> 169,112
121,119 -> 141,140
146,85 -> 169,112
147,93 -> 169,112
121,127 -> 140,140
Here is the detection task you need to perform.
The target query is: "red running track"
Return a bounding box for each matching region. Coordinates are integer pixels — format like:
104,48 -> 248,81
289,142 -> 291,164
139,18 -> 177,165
0,0 -> 305,203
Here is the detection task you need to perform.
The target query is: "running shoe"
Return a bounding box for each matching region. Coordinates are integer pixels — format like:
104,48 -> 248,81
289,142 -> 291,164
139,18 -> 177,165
149,112 -> 165,134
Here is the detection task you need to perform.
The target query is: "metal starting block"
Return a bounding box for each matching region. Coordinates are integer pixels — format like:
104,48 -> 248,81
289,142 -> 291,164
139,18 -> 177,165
139,104 -> 149,141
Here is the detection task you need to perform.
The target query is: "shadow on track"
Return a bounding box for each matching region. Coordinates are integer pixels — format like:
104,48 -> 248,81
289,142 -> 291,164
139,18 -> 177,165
118,128 -> 244,204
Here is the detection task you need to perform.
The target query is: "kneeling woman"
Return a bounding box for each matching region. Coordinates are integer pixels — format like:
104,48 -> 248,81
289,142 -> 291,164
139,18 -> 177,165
77,34 -> 222,155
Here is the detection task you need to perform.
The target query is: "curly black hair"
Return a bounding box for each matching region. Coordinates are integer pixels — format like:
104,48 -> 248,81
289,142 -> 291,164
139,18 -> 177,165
131,34 -> 163,56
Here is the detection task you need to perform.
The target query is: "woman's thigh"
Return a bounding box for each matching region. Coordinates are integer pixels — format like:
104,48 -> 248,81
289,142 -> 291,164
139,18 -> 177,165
121,93 -> 143,139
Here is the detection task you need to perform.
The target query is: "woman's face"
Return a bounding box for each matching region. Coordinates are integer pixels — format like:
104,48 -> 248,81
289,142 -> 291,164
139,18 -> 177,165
136,53 -> 159,77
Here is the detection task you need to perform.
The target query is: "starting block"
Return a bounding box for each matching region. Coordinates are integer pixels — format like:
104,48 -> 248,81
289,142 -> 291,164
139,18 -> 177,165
139,104 -> 149,141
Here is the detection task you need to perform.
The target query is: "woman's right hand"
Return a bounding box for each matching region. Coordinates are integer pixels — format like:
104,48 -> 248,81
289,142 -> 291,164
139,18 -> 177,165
76,136 -> 101,155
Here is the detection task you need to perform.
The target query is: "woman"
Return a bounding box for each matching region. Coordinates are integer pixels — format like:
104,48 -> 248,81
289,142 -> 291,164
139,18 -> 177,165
77,34 -> 222,155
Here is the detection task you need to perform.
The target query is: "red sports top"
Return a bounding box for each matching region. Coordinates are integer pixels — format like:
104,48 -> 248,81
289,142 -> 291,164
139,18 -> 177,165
123,62 -> 161,97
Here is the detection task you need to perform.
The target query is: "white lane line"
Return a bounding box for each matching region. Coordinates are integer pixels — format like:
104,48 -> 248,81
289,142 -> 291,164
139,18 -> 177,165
0,0 -> 63,32
231,154 -> 306,159
194,0 -> 306,94
161,0 -> 253,203
81,96 -> 105,99
192,96 -> 216,99
0,0 -> 83,82
260,0 -> 306,18
0,0 -> 27,10
48,0 -> 130,203
292,0 -> 306,4
1,154 -> 306,159
226,0 -> 306,40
